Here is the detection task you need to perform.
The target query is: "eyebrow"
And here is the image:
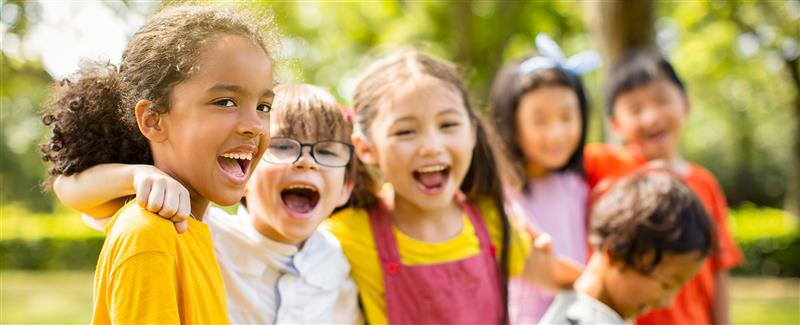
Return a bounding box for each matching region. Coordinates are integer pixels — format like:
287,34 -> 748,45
437,108 -> 466,117
207,83 -> 275,99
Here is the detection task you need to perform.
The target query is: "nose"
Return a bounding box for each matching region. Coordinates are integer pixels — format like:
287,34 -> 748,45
545,122 -> 567,145
238,102 -> 267,138
293,146 -> 319,170
639,105 -> 662,129
418,130 -> 445,157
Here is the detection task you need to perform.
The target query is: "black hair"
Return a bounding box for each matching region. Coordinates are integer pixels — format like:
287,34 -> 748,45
606,48 -> 686,116
489,56 -> 590,192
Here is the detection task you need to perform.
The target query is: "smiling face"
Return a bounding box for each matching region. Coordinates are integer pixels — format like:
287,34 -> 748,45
357,76 -> 476,211
611,78 -> 688,161
603,251 -> 704,319
243,84 -> 353,246
150,34 -> 273,208
516,85 -> 582,174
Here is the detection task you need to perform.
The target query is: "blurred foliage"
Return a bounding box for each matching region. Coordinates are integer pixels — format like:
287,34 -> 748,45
0,0 -> 797,212
728,204 -> 799,277
2,203 -> 797,277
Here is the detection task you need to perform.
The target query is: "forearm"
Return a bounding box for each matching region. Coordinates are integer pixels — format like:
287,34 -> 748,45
713,271 -> 730,325
53,164 -> 141,217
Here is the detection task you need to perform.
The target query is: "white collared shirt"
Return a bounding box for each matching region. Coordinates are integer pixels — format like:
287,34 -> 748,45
204,207 -> 361,324
540,291 -> 626,325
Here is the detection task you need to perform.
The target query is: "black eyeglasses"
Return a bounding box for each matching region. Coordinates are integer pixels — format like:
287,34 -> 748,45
263,137 -> 354,167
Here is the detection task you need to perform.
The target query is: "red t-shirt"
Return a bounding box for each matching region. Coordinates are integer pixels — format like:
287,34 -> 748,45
584,143 -> 744,325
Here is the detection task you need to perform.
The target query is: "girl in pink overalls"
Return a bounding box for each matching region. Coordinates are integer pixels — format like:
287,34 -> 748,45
323,51 -> 577,324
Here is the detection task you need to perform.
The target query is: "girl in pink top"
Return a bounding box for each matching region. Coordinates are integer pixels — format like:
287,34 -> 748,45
489,34 -> 600,324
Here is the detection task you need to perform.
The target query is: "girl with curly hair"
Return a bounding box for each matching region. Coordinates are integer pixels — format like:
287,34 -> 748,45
40,4 -> 276,323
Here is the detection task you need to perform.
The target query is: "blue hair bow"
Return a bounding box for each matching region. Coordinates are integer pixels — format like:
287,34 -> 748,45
518,33 -> 601,76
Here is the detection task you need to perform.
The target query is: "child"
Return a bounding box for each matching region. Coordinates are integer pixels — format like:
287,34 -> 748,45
323,50 -> 577,324
52,84 -> 363,324
583,49 -> 743,324
489,33 -> 599,324
540,170 -> 716,324
39,5 -> 275,323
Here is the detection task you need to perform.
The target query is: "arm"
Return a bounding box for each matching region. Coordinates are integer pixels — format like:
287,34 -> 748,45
54,163 -> 191,233
712,271 -> 730,325
520,231 -> 583,291
107,252 -> 180,323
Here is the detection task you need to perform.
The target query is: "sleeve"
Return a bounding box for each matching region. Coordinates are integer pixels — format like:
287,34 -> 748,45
706,179 -> 744,271
333,276 -> 365,325
480,198 -> 532,277
82,214 -> 111,232
108,251 -> 180,324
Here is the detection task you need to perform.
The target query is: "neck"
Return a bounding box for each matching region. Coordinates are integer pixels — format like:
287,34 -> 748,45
391,194 -> 464,242
525,162 -> 549,179
574,253 -> 626,319
154,162 -> 209,221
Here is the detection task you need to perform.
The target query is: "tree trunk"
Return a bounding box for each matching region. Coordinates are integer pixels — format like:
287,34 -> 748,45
583,1 -> 655,69
583,1 -> 655,142
785,56 -> 800,217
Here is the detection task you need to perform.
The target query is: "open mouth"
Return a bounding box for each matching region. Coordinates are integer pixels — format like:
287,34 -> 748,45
281,184 -> 320,214
412,164 -> 450,193
218,152 -> 253,182
644,128 -> 669,143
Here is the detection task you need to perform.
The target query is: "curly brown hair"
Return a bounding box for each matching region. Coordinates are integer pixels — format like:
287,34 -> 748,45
590,169 -> 716,275
349,50 -> 512,323
40,4 -> 278,183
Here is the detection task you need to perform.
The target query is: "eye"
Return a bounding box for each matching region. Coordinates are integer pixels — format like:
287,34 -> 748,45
441,121 -> 460,129
257,103 -> 272,113
393,129 -> 414,136
214,99 -> 236,108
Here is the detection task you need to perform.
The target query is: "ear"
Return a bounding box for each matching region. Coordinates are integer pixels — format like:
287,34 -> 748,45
352,133 -> 377,165
608,115 -> 625,140
336,179 -> 355,207
134,99 -> 168,143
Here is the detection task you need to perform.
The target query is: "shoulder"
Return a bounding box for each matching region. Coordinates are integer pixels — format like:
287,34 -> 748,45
307,228 -> 351,271
323,207 -> 372,239
204,206 -> 243,234
105,202 -> 179,257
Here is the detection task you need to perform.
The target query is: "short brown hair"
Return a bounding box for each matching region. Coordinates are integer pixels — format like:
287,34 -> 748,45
590,169 -> 716,274
270,83 -> 356,181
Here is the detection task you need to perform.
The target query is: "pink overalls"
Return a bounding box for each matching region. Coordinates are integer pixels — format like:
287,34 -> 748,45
368,199 -> 505,324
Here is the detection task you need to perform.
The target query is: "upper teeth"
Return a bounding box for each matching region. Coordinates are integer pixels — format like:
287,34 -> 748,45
220,152 -> 253,160
417,165 -> 447,173
286,184 -> 317,191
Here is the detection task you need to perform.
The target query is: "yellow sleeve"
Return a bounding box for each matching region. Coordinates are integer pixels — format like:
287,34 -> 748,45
478,198 -> 531,276
109,251 -> 179,324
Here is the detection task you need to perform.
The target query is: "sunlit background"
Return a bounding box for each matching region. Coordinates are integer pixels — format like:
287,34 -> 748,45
1,1 -> 798,323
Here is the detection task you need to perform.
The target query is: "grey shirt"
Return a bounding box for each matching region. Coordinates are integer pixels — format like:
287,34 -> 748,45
539,291 -> 626,325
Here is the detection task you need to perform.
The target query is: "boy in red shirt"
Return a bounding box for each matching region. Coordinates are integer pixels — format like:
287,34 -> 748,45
584,49 -> 743,325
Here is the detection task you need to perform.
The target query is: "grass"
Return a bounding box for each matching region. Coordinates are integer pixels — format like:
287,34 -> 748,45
0,271 -> 797,324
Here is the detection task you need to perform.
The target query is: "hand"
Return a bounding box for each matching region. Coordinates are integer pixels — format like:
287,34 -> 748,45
132,166 -> 191,233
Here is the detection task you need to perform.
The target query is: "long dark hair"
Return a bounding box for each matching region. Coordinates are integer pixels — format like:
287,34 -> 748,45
489,56 -> 590,193
350,50 -> 513,322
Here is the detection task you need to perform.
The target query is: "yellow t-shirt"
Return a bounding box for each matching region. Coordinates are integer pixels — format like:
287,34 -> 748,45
322,198 -> 531,324
92,201 -> 229,324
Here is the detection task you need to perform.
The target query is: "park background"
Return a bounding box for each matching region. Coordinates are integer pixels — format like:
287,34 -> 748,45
1,1 -> 798,323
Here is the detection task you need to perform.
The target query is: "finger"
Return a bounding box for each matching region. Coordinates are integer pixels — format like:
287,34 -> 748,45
158,183 -> 180,219
533,233 -> 554,254
146,179 -> 166,212
175,189 -> 191,222
136,178 -> 152,208
173,220 -> 188,234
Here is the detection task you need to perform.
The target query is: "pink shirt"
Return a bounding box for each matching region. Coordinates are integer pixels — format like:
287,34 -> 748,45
507,171 -> 589,324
